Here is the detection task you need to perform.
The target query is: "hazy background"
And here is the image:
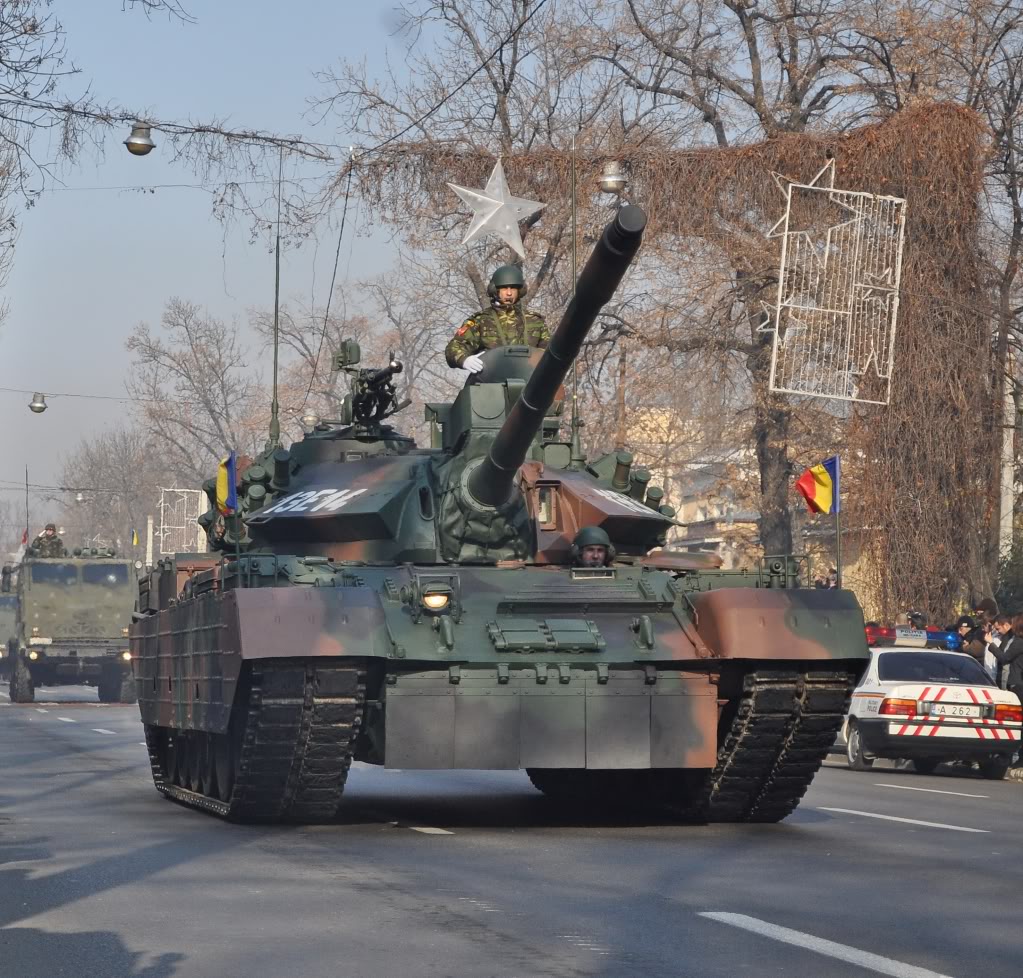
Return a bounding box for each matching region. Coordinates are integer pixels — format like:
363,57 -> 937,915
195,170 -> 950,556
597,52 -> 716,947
0,1 -> 404,520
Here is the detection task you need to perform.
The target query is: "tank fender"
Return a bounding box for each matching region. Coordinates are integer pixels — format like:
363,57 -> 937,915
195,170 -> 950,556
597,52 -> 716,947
233,587 -> 391,660
690,588 -> 867,662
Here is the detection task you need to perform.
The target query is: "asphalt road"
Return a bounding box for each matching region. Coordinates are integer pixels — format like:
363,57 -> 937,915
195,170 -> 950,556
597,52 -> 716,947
1,682 -> 1019,978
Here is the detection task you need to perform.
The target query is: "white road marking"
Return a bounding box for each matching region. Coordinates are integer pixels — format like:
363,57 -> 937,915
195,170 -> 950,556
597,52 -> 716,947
91,728 -> 117,735
409,826 -> 453,835
36,708 -> 48,714
57,717 -> 76,724
700,912 -> 956,978
820,807 -> 988,834
138,742 -> 147,747
874,783 -> 988,799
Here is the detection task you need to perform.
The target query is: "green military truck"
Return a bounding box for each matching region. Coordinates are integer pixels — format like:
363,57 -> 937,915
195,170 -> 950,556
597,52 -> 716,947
7,549 -> 138,703
0,564 -> 17,680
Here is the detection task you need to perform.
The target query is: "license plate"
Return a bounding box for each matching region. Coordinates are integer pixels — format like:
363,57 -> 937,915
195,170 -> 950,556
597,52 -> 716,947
929,702 -> 980,717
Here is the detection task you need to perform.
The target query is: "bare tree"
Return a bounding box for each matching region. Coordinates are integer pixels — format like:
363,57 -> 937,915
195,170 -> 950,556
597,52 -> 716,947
126,298 -> 267,485
58,426 -> 171,553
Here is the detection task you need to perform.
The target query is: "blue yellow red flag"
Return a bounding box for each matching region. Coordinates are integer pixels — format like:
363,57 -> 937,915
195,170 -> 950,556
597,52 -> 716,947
795,455 -> 840,515
216,451 -> 239,515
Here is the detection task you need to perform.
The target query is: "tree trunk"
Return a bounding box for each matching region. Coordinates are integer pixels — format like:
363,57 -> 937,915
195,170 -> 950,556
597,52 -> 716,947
753,395 -> 794,556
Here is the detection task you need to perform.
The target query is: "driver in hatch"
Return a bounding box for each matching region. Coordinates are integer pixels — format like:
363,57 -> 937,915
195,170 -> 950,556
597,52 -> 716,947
445,264 -> 549,372
571,526 -> 614,568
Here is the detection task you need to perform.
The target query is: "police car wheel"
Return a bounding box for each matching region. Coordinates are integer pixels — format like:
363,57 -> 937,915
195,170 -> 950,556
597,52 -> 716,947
978,756 -> 1010,780
845,721 -> 873,770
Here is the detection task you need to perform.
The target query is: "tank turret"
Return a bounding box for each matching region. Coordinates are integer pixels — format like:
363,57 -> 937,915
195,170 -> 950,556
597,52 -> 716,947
466,204 -> 646,508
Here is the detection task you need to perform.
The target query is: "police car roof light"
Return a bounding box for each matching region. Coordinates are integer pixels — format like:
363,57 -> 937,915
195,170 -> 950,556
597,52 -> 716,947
866,625 -> 962,652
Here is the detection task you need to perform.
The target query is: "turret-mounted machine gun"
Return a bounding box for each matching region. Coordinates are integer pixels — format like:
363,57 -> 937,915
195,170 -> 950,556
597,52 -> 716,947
331,340 -> 409,429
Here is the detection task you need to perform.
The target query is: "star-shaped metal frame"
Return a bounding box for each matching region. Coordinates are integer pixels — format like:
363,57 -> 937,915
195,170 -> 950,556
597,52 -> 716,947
449,159 -> 545,259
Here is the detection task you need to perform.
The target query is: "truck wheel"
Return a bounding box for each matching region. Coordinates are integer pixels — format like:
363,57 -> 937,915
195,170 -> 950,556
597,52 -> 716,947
118,670 -> 137,704
911,758 -> 940,775
97,669 -> 120,703
9,655 -> 34,703
845,721 -> 873,770
978,756 -> 1011,780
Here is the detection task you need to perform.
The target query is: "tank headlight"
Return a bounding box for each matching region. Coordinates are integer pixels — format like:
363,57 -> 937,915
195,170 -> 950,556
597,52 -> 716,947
28,650 -> 38,660
121,627 -> 130,637
421,588 -> 451,612
121,651 -> 132,661
31,626 -> 39,636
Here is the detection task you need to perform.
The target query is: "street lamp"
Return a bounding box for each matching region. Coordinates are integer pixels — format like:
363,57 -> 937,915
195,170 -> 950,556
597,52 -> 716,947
28,392 -> 47,414
124,121 -> 156,157
598,161 -> 628,198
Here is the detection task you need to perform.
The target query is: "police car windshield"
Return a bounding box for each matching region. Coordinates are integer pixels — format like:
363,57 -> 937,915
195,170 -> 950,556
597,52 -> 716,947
82,564 -> 129,587
878,651 -> 992,686
29,563 -> 78,586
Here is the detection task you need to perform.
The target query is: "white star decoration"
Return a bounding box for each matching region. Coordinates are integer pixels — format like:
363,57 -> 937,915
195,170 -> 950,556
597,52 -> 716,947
448,159 -> 545,259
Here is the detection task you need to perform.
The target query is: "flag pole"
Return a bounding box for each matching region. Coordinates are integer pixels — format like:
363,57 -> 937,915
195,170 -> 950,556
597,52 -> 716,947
834,455 -> 842,589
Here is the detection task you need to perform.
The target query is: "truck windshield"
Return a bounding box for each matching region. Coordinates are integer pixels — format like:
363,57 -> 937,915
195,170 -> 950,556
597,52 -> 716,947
30,564 -> 78,586
82,564 -> 130,587
878,651 -> 993,686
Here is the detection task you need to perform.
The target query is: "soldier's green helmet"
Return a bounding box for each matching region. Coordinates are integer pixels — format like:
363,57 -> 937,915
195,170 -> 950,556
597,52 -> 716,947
570,525 -> 615,564
487,264 -> 527,301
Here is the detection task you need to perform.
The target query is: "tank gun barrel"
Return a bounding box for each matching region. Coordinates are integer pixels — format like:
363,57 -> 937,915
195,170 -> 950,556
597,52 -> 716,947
467,204 -> 647,508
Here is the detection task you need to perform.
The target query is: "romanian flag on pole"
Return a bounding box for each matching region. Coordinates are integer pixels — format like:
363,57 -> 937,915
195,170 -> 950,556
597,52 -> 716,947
795,455 -> 840,514
216,451 -> 239,515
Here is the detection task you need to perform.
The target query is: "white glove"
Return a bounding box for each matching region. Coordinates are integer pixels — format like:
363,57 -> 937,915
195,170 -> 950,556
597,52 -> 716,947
463,353 -> 485,374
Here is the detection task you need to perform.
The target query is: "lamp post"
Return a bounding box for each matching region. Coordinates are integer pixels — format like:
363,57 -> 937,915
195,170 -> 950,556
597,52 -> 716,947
598,161 -> 628,200
124,121 -> 156,157
28,392 -> 47,414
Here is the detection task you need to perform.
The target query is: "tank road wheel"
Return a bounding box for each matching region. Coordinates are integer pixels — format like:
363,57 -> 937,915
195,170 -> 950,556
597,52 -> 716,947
212,733 -> 235,802
195,733 -> 216,796
164,734 -> 183,786
186,734 -> 204,792
845,721 -> 874,771
9,654 -> 34,703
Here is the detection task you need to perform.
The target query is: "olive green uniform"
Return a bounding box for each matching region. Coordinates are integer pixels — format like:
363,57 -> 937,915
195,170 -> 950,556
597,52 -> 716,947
29,534 -> 67,558
445,304 -> 549,368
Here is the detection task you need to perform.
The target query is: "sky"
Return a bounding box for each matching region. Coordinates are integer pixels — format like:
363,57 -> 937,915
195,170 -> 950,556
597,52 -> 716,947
0,0 -> 409,523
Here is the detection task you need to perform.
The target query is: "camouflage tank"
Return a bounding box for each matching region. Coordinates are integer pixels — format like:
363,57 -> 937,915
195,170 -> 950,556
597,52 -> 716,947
8,548 -> 138,704
132,205 -> 869,823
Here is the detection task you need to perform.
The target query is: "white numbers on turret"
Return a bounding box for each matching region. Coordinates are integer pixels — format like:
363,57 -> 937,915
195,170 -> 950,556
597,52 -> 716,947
260,487 -> 368,517
591,488 -> 657,516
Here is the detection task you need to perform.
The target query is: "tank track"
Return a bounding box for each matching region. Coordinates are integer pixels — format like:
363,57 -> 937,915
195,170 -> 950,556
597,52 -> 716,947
143,659 -> 365,822
525,667 -> 857,823
689,667 -> 857,822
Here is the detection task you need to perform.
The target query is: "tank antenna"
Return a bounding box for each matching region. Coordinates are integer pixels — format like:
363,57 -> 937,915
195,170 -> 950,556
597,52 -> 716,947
569,134 -> 581,460
567,137 -> 587,470
267,146 -> 285,450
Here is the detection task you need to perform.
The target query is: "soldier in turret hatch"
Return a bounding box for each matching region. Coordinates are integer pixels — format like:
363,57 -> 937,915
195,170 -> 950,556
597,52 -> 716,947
571,526 -> 614,568
29,523 -> 67,558
445,264 -> 549,373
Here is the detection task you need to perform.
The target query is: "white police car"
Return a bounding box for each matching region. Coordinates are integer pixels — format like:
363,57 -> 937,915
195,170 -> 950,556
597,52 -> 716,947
842,626 -> 1022,779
